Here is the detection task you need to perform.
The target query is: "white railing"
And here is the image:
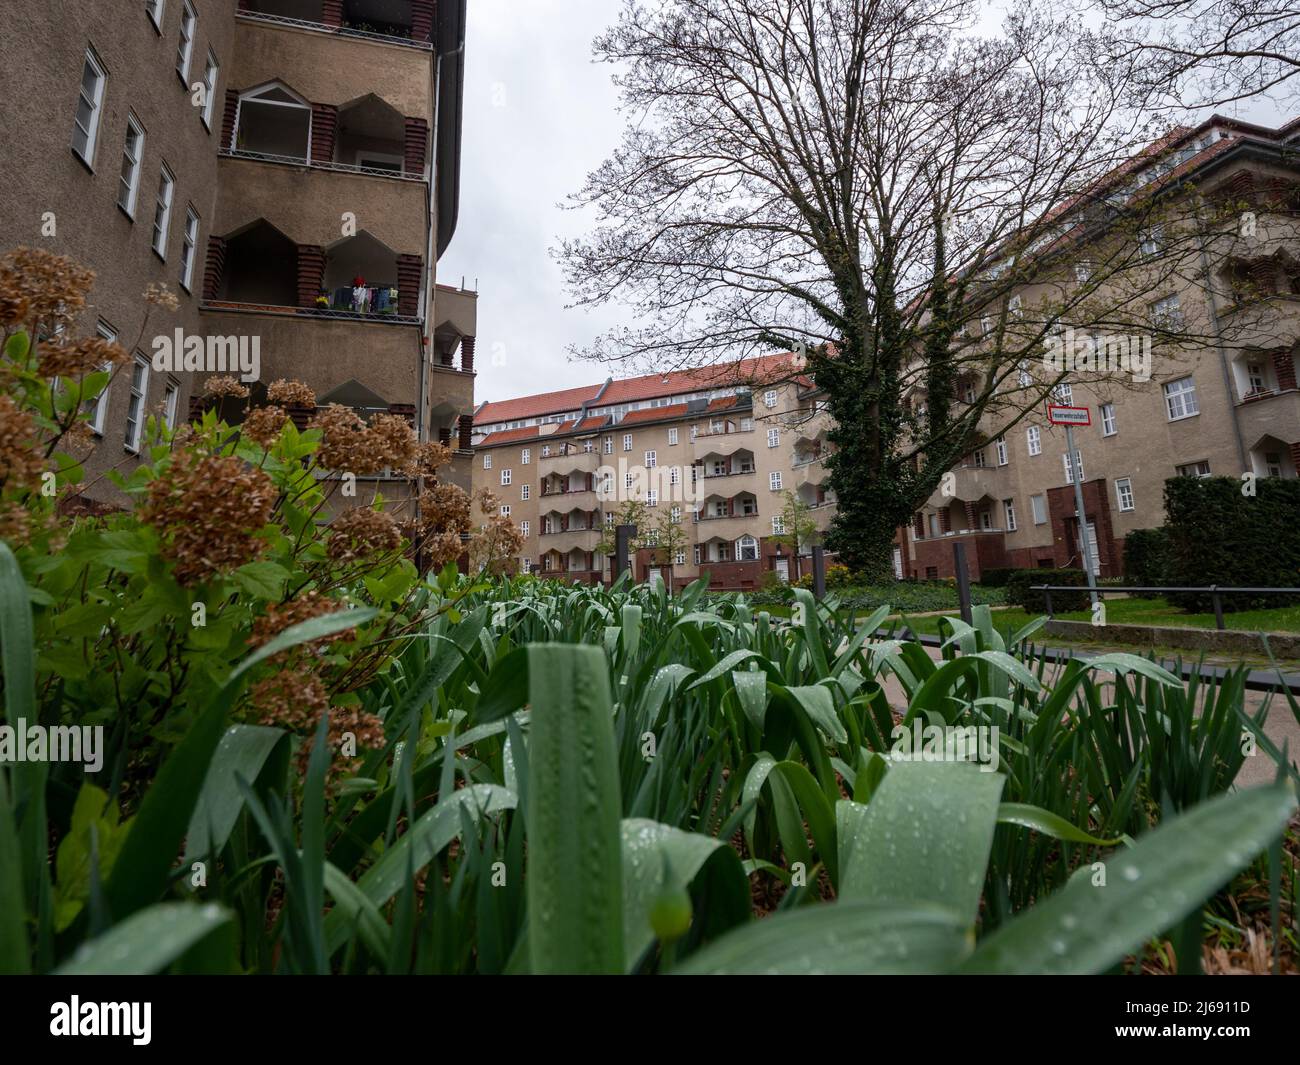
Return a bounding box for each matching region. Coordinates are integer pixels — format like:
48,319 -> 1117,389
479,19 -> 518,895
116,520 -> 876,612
236,9 -> 432,50
220,148 -> 422,183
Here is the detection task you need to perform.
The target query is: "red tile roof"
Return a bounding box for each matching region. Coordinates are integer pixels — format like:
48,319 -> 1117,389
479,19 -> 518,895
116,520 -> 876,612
597,353 -> 805,406
555,415 -> 608,434
618,403 -> 690,425
475,382 -> 604,426
477,426 -> 541,447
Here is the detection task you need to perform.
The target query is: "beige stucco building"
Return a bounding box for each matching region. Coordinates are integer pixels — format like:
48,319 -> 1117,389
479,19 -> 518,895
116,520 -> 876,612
0,0 -> 476,506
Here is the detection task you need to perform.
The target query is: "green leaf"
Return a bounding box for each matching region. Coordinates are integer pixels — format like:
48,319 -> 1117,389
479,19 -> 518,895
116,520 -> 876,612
673,902 -> 971,974
0,772 -> 29,974
963,783 -> 1298,974
232,560 -> 291,600
527,643 -> 623,974
184,725 -> 289,861
52,784 -> 131,932
55,903 -> 234,975
997,802 -> 1125,847
839,762 -> 1004,928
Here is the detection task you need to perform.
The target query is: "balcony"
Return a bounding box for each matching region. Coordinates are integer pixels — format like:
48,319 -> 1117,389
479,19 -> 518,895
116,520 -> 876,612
539,526 -> 602,554
1237,388 -> 1300,454
923,462 -> 1007,507
239,1 -> 435,51
697,448 -> 756,479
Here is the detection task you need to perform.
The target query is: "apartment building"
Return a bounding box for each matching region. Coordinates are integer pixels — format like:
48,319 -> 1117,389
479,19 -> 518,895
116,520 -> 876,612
899,115 -> 1300,582
477,116 -> 1299,589
472,356 -> 833,590
0,1 -> 476,506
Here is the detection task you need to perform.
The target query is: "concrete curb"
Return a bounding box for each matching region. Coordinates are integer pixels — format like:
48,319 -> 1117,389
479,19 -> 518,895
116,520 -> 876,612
1043,619 -> 1300,659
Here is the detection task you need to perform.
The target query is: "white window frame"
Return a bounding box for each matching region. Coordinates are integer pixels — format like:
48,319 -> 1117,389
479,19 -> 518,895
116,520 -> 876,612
161,379 -> 180,433
644,450 -> 657,468
151,164 -> 175,259
117,115 -> 145,217
1100,403 -> 1116,436
521,484 -> 530,501
603,437 -> 612,454
1003,499 -> 1017,531
520,521 -> 530,539
763,390 -> 778,408
693,545 -> 701,565
483,453 -> 492,469
767,428 -> 780,448
201,50 -> 220,129
772,516 -> 785,535
646,488 -> 659,507
622,434 -> 632,452
994,437 -> 1008,466
1115,477 -> 1135,512
668,427 -> 678,445
770,471 -> 782,491
1063,450 -> 1084,484
146,0 -> 166,32
736,535 -> 759,562
176,1 -> 197,83
179,207 -> 199,291
72,48 -> 108,166
674,549 -> 686,566
1027,426 -> 1041,456
1052,382 -> 1073,406
1164,376 -> 1199,421
1177,460 -> 1212,478
89,321 -> 116,434
1030,494 -> 1047,525
124,355 -> 150,453
670,505 -> 681,524
500,505 -> 511,518
500,469 -> 511,486
521,448 -> 530,464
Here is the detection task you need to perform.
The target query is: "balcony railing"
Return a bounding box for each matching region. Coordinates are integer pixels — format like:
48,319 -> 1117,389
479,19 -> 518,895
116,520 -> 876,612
237,8 -> 433,50
701,466 -> 756,478
220,147 -> 424,182
201,299 -> 420,326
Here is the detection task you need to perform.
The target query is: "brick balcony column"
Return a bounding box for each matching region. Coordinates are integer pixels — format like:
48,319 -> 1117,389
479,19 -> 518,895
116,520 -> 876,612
1290,442 -> 1300,471
221,88 -> 239,150
311,103 -> 338,165
296,245 -> 325,308
237,0 -> 252,10
411,0 -> 436,43
438,425 -> 452,446
913,512 -> 925,539
388,402 -> 416,427
201,236 -> 227,301
1274,351 -> 1297,392
458,414 -> 473,451
403,117 -> 429,176
938,508 -> 952,534
322,0 -> 343,27
396,254 -> 423,316
460,335 -> 475,372
963,500 -> 978,530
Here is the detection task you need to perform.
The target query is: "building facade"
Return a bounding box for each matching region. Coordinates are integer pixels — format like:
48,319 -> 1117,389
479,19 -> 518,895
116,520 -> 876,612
475,116 -> 1299,589
0,0 -> 476,506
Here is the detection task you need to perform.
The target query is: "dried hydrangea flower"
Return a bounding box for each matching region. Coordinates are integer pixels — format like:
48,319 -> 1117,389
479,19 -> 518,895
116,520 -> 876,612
366,412 -> 417,471
37,335 -> 128,379
327,507 -> 403,563
204,375 -> 250,399
143,281 -> 181,311
266,379 -> 316,408
0,248 -> 94,326
141,452 -> 277,585
241,405 -> 289,448
417,482 -> 472,538
0,293 -> 30,326
0,394 -> 45,491
249,590 -> 353,652
404,440 -> 452,477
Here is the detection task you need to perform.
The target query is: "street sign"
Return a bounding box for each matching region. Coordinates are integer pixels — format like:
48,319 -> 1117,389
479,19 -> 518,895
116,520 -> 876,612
1047,404 -> 1090,426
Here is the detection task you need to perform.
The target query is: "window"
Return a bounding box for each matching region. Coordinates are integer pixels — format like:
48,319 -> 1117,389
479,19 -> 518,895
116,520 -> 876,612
674,549 -> 686,566
1052,382 -> 1073,405
669,466 -> 680,485
151,165 -> 175,258
500,469 -> 511,486
176,2 -> 197,83
1265,452 -> 1283,478
117,116 -> 145,216
179,207 -> 199,290
737,535 -> 759,561
584,440 -> 594,453
668,427 -> 678,446
740,417 -> 753,431
1115,477 -> 1135,512
72,49 -> 107,165
693,545 -> 701,565
1246,362 -> 1268,394
1008,294 -> 1022,319
624,472 -> 634,489
1074,262 -> 1093,283
769,471 -> 782,491
500,505 -> 511,518
1003,499 -> 1017,531
603,437 -> 612,454
1030,494 -> 1047,525
521,448 -> 530,464
1164,376 -> 1199,420
1027,426 -> 1041,456
146,0 -> 165,32
928,513 -> 939,537
89,321 -> 116,433
972,449 -> 987,468
1100,403 -> 1116,436
767,428 -> 780,448
1017,361 -> 1032,388
981,315 -> 992,336
995,437 -> 1007,466
963,382 -> 977,404
521,484 -> 530,501
200,51 -> 219,128
1177,460 -> 1212,478
522,558 -> 531,572
690,424 -> 699,440
162,380 -> 179,431
541,445 -> 550,457
763,390 -> 778,408
622,434 -> 632,452
233,82 -> 312,160
605,511 -> 615,526
644,450 -> 657,468
483,453 -> 492,469
646,489 -> 659,507
1139,226 -> 1163,255
1151,293 -> 1183,329
124,355 -> 150,452
980,510 -> 993,531
1063,450 -> 1084,484
710,419 -> 724,434
670,505 -> 681,524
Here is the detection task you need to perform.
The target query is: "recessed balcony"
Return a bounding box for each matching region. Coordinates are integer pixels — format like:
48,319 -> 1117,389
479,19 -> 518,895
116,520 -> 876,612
239,0 -> 435,50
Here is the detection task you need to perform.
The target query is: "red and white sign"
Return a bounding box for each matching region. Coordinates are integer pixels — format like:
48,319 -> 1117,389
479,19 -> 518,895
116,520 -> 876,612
1047,404 -> 1091,426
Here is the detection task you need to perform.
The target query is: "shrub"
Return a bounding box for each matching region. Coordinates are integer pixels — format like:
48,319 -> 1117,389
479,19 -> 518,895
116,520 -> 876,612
1007,568 -> 1090,612
1123,527 -> 1171,597
1163,476 -> 1300,612
978,567 -> 1017,588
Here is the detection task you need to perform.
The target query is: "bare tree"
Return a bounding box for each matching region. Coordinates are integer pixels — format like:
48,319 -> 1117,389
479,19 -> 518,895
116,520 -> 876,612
1093,0 -> 1300,109
559,0 -> 1250,576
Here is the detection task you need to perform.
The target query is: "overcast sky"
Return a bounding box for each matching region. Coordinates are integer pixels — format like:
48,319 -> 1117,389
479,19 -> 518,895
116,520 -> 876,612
442,0 -> 1294,410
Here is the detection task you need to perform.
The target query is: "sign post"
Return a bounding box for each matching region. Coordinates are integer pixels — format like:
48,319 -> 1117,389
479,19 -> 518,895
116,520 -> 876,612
1048,405 -> 1100,609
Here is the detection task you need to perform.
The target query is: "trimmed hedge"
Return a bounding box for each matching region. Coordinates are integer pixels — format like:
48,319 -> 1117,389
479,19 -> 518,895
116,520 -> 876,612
978,567 -> 1018,588
1164,476 -> 1300,612
1123,527 -> 1171,597
1007,567 -> 1090,613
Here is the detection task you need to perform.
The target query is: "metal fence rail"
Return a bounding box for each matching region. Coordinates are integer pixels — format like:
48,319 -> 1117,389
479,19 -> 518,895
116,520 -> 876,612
1028,584 -> 1300,630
